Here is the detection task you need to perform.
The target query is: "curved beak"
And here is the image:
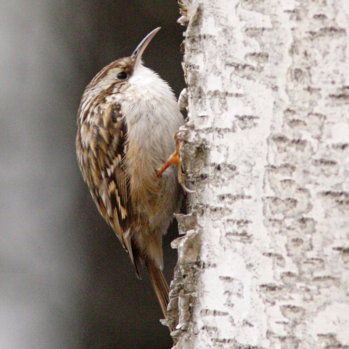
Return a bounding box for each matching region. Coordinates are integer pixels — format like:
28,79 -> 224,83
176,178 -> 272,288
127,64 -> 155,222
131,27 -> 161,70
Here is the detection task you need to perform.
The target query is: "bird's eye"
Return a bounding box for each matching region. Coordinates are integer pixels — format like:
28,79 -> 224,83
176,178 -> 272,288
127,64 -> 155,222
117,72 -> 128,80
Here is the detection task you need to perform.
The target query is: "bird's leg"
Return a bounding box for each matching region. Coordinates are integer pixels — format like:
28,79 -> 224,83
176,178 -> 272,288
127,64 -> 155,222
157,131 -> 194,193
157,132 -> 181,178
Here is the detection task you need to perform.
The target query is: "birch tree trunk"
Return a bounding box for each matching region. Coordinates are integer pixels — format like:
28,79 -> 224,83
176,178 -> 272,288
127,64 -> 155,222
169,1 -> 349,348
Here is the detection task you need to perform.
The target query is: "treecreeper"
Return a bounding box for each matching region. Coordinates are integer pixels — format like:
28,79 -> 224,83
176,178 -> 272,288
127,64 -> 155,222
76,28 -> 184,327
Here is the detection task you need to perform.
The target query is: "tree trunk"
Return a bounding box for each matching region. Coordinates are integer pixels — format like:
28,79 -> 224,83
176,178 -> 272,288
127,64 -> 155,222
169,0 -> 349,348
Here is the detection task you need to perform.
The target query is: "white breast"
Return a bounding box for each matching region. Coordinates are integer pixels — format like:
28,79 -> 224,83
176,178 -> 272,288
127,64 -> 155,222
119,64 -> 184,164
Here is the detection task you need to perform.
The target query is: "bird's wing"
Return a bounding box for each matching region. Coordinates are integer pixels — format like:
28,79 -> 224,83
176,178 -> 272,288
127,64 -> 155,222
77,102 -> 131,250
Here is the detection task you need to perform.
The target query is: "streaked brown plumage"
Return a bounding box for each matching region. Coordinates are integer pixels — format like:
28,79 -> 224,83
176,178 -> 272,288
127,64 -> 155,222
76,28 -> 183,322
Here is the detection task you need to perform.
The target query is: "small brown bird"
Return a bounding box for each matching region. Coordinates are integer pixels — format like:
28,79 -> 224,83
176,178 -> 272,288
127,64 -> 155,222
76,28 -> 183,320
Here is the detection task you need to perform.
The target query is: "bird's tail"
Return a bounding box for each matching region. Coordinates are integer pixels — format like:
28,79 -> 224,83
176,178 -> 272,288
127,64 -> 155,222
145,259 -> 170,321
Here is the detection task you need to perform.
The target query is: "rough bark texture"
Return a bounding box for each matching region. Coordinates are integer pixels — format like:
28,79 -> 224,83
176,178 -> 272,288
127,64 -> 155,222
169,0 -> 349,348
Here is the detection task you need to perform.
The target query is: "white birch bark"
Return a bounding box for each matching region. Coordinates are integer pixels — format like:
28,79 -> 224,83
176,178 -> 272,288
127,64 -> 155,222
169,1 -> 349,348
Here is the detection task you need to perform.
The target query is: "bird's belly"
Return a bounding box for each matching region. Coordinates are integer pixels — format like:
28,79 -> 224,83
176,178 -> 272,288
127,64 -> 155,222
115,95 -> 183,227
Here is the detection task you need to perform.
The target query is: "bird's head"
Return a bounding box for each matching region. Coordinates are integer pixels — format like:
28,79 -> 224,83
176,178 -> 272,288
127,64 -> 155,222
84,27 -> 162,98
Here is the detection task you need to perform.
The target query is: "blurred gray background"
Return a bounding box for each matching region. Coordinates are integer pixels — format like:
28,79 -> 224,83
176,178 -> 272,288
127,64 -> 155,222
1,1 -> 184,348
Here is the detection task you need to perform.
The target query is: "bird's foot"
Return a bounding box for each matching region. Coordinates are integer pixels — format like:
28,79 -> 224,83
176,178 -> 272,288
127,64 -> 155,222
157,131 -> 195,194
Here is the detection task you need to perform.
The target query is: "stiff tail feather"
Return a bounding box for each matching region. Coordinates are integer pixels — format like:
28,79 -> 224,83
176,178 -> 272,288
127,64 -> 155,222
145,259 -> 170,320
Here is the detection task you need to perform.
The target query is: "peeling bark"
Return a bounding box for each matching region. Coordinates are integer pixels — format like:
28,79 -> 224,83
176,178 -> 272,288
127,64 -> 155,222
170,0 -> 349,348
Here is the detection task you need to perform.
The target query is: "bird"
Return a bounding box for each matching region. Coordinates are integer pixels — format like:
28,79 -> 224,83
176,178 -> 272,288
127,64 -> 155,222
76,27 -> 184,322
